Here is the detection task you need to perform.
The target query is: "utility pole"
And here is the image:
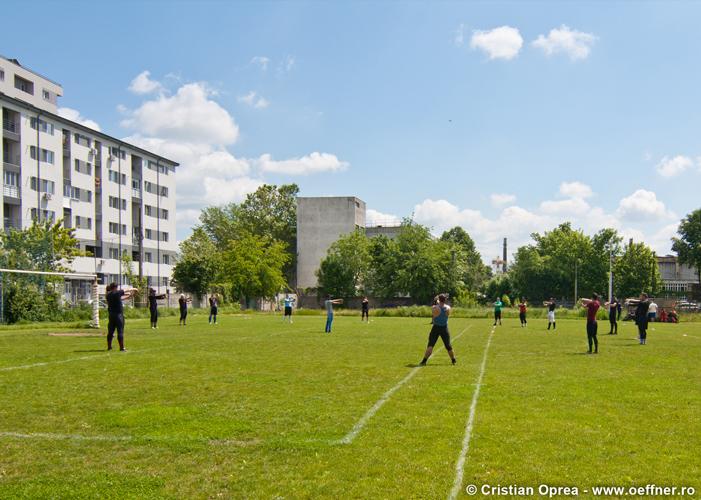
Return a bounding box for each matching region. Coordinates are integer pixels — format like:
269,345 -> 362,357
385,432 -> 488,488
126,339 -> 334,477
574,259 -> 578,306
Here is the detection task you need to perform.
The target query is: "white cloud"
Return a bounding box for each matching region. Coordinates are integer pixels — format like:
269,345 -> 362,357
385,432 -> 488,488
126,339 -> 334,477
366,209 -> 401,226
616,189 -> 675,222
128,71 -> 164,95
470,26 -> 523,60
57,107 -> 101,131
121,83 -> 239,145
490,193 -> 516,207
256,152 -> 348,175
251,56 -> 270,71
532,25 -> 597,60
238,91 -> 270,109
410,181 -> 676,263
202,177 -> 264,206
454,23 -> 465,47
559,181 -> 593,199
655,155 -> 694,177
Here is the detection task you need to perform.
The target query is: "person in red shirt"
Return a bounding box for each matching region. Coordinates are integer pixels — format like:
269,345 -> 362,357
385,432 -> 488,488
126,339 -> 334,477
518,299 -> 528,327
581,293 -> 601,354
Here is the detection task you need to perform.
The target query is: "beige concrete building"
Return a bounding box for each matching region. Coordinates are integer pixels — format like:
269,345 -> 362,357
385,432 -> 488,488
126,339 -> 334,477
1,56 -> 178,300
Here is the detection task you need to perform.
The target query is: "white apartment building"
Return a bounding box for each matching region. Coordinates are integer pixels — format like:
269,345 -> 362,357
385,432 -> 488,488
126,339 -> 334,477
0,56 -> 178,300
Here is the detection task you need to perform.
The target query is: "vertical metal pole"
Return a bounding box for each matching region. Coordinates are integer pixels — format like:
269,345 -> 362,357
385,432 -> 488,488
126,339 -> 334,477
608,250 -> 613,302
0,272 -> 4,324
117,146 -> 122,287
92,277 -> 99,328
156,159 -> 160,294
574,260 -> 578,306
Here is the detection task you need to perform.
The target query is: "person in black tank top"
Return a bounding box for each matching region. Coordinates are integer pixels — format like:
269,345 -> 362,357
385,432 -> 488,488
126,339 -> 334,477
106,283 -> 137,351
148,288 -> 167,329
419,294 -> 456,366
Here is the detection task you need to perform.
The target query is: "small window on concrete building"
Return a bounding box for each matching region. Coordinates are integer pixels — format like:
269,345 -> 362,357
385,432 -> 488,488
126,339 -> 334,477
42,89 -> 50,101
0,68 -> 5,81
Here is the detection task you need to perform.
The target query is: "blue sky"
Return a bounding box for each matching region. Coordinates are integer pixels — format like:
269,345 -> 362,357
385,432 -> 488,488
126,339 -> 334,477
3,1 -> 701,261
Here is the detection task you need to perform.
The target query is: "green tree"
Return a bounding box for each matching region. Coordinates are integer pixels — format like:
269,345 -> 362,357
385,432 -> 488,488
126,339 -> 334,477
482,274 -> 513,304
121,253 -> 149,307
613,241 -> 661,299
222,232 -> 289,303
172,228 -> 220,300
0,220 -> 84,323
440,226 -> 490,291
317,230 -> 371,298
366,235 -> 401,298
672,209 -> 701,284
197,184 -> 299,283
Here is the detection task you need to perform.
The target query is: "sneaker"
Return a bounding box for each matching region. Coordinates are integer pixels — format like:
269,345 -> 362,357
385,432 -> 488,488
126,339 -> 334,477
120,348 -> 127,352
419,360 -> 427,366
451,358 -> 457,365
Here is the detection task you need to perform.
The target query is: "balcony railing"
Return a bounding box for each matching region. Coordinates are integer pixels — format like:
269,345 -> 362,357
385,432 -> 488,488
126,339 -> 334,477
3,217 -> 21,231
2,119 -> 18,133
132,188 -> 142,198
3,153 -> 20,167
3,184 -> 20,198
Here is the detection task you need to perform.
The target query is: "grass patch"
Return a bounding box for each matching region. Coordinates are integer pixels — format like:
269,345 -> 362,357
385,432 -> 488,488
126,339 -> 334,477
0,314 -> 699,497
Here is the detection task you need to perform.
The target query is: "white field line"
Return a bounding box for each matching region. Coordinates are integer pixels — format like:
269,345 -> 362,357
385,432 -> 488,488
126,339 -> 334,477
0,431 -> 259,447
337,324 -> 472,445
448,325 -> 496,500
0,325 -> 314,372
0,346 -> 166,372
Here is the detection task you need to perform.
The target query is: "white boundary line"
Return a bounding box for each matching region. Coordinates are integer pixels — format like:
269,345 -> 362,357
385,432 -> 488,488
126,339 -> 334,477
337,324 -> 472,445
448,325 -> 496,500
0,431 -> 259,447
0,346 -> 166,372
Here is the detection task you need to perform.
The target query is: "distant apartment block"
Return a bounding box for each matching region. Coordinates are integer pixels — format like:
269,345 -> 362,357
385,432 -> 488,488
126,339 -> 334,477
0,55 -> 178,300
657,255 -> 699,296
296,196 -> 403,290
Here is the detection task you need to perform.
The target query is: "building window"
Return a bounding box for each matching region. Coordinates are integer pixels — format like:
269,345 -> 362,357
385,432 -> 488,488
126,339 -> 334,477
108,170 -> 127,185
74,133 -> 92,148
4,171 -> 20,187
109,147 -> 127,160
145,252 -> 152,263
75,216 -> 92,230
145,229 -> 153,240
29,146 -> 55,164
14,75 -> 34,95
74,159 -> 92,175
109,196 -> 127,210
161,232 -> 169,242
30,208 -> 55,222
42,89 -> 51,101
108,222 -> 127,235
30,177 -> 55,194
163,254 -> 170,265
30,117 -> 54,135
109,248 -> 120,260
0,68 -> 4,81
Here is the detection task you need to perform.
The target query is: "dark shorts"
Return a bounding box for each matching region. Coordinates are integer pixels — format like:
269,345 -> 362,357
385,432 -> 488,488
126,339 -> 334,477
427,324 -> 452,350
108,314 -> 125,337
284,306 -> 292,316
495,310 -> 502,320
180,308 -> 187,318
519,312 -> 526,321
586,320 -> 598,337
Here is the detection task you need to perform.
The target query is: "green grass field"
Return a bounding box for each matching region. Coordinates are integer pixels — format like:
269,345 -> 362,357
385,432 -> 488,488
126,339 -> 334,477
1,313 -> 699,499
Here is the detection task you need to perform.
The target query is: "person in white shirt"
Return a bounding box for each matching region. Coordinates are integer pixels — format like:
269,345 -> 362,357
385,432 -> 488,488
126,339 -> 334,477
648,301 -> 658,322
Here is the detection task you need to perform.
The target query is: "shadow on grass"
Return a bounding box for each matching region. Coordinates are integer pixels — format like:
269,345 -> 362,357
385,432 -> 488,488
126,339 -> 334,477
73,349 -> 106,353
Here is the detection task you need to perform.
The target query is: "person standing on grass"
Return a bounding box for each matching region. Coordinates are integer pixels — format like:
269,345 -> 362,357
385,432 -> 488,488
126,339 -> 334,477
361,296 -> 370,322
493,297 -> 503,326
106,283 -> 137,352
282,294 -> 295,323
148,288 -> 167,329
209,294 -> 219,325
581,293 -> 601,354
420,294 -> 456,366
544,298 -> 557,331
324,295 -> 343,333
648,300 -> 658,323
518,299 -> 528,327
178,294 -> 192,326
606,296 -> 619,335
633,293 -> 651,345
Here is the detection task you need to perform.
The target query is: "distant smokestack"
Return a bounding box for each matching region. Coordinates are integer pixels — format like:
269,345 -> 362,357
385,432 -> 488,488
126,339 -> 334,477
503,238 -> 507,273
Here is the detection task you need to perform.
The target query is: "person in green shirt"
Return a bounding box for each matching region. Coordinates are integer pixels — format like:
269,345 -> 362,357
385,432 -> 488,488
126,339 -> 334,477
493,297 -> 503,326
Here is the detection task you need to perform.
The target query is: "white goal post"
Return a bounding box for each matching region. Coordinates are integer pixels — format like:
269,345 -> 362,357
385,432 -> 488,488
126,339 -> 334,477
0,268 -> 100,328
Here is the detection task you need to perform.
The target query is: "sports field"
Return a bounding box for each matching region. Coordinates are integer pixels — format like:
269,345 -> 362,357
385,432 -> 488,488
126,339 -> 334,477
1,313 -> 699,499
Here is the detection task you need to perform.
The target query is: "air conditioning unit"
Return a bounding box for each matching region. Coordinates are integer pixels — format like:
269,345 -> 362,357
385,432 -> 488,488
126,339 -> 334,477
108,154 -> 116,161
97,259 -> 105,269
42,192 -> 53,201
